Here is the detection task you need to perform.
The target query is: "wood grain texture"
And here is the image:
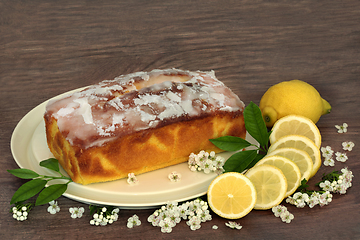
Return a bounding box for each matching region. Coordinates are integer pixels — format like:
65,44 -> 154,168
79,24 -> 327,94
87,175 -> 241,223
1,0 -> 360,239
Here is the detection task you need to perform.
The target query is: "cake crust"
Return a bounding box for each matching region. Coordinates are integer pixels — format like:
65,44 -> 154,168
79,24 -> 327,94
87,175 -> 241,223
44,69 -> 246,184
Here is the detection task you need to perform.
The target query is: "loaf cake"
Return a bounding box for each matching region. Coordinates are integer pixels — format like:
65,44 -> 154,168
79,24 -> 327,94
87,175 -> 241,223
44,69 -> 246,185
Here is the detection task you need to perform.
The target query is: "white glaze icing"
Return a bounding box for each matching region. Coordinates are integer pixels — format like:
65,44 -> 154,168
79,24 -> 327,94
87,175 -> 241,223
45,69 -> 245,148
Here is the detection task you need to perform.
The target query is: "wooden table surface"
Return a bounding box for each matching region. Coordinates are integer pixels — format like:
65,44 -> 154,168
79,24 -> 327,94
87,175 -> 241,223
1,0 -> 359,239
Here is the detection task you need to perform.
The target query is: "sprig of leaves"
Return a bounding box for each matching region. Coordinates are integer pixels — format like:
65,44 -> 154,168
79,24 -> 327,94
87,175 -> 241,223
210,101 -> 270,173
7,158 -> 72,206
315,170 -> 341,187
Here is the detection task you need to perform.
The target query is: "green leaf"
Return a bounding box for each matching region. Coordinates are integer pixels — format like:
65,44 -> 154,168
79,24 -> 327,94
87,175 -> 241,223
247,153 -> 265,169
209,136 -> 252,152
243,102 -> 269,149
223,150 -> 258,173
7,169 -> 40,179
40,158 -> 60,173
35,184 -> 68,206
297,178 -> 309,192
10,179 -> 47,204
89,205 -> 98,216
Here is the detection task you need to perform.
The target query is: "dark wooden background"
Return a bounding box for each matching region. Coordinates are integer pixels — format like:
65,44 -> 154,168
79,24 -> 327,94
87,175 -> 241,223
1,0 -> 359,239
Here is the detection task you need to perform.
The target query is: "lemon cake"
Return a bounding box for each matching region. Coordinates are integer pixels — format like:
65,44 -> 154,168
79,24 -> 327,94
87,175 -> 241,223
44,69 -> 246,184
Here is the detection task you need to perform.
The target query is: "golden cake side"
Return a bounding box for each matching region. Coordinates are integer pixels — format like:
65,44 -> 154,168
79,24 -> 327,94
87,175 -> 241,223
45,111 -> 245,185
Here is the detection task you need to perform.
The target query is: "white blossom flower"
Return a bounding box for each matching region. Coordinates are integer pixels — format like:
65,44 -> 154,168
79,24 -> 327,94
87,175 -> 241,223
318,191 -> 332,206
319,180 -> 333,192
168,171 -> 181,182
159,217 -> 175,233
341,167 -> 354,183
285,196 -> 296,205
272,205 -> 287,217
47,200 -> 60,214
335,152 -> 348,162
335,123 -> 348,133
323,158 -> 335,167
69,207 -> 85,219
148,213 -> 160,226
178,204 -> 190,220
307,192 -> 320,208
321,146 -> 334,159
225,221 -> 242,230
280,211 -> 294,223
187,216 -> 201,231
127,173 -> 138,184
212,225 -> 218,230
127,214 -> 141,228
342,141 -> 355,151
188,151 -> 225,174
168,210 -> 181,225
198,209 -> 212,222
292,192 -> 309,208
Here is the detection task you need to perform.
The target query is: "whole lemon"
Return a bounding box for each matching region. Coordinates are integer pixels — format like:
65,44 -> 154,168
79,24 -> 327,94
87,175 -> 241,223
259,80 -> 331,127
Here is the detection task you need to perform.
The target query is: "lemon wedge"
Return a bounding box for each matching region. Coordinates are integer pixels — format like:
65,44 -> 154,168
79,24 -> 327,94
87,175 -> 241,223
245,164 -> 287,210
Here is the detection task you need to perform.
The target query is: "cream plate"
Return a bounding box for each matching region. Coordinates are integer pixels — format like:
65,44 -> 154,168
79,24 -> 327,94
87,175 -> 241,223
11,89 -> 257,209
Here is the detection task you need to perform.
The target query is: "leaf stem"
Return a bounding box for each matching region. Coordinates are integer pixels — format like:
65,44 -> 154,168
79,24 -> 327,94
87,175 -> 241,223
39,175 -> 72,181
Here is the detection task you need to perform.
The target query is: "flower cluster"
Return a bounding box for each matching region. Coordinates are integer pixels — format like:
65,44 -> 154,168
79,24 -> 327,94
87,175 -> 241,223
321,141 -> 354,166
225,221 -> 242,229
89,206 -> 120,226
148,199 -> 212,233
47,200 -> 60,214
335,123 -> 348,133
168,171 -> 181,182
188,150 -> 225,174
286,191 -> 333,208
318,167 -> 354,194
69,207 -> 85,219
127,214 -> 141,228
11,203 -> 33,221
272,205 -> 294,223
321,146 -> 335,166
286,167 -> 353,208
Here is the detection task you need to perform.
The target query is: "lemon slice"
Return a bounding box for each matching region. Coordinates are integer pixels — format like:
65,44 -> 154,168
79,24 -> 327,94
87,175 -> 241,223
266,147 -> 313,181
270,115 -> 322,148
245,164 -> 287,210
255,155 -> 301,197
207,172 -> 257,219
268,135 -> 321,178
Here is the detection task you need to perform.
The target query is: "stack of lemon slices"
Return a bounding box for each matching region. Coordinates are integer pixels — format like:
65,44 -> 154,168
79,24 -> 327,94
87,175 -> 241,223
207,115 -> 322,219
